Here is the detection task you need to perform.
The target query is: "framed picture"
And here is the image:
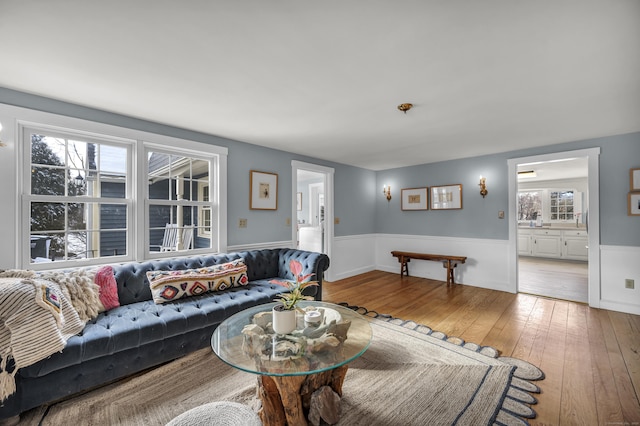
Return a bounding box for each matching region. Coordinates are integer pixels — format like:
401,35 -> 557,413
631,168 -> 640,191
296,192 -> 302,211
401,187 -> 428,210
430,184 -> 463,210
250,171 -> 278,210
629,193 -> 640,216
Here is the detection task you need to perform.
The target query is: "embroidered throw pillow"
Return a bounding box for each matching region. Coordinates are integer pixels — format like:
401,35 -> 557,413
146,259 -> 249,304
94,265 -> 120,312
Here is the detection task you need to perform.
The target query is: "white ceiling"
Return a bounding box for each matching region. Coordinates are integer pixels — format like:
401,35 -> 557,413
1,1 -> 638,171
517,157 -> 588,182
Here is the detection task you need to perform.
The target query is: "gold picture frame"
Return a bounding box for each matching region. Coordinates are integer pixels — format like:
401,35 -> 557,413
629,193 -> 640,216
401,187 -> 428,210
250,171 -> 278,210
430,184 -> 463,210
631,168 -> 640,191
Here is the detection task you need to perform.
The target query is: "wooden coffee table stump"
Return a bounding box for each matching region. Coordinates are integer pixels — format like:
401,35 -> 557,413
257,365 -> 348,426
211,303 -> 372,426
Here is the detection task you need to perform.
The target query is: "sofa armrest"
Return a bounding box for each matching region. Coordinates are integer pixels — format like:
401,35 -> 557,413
277,249 -> 330,301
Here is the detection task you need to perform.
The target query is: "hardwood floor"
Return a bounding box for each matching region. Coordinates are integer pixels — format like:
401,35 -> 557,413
518,256 -> 588,303
322,270 -> 640,425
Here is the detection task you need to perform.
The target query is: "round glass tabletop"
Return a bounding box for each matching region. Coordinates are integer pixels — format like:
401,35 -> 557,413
211,301 -> 372,377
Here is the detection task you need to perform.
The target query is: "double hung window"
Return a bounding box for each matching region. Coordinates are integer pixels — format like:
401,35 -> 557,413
146,148 -> 215,253
21,120 -> 222,268
25,129 -> 130,264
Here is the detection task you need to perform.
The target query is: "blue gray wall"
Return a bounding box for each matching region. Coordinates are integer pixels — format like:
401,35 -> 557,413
375,132 -> 640,246
2,87 -> 638,248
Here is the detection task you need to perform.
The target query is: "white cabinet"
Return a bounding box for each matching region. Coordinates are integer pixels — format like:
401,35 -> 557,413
518,228 -> 588,261
532,229 -> 562,258
518,229 -> 532,255
562,230 -> 588,260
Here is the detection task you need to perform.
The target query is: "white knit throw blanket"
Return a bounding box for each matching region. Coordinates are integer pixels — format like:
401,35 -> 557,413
0,269 -> 102,402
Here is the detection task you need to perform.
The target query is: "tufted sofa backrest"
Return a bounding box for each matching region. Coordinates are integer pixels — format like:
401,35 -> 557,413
112,249 -> 330,306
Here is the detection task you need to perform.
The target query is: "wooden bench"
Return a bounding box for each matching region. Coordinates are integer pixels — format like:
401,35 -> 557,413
391,251 -> 467,285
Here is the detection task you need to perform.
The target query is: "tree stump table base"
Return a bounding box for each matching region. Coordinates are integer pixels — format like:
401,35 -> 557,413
257,364 -> 348,426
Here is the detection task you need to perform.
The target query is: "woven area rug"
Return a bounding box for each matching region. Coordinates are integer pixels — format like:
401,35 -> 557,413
25,304 -> 544,426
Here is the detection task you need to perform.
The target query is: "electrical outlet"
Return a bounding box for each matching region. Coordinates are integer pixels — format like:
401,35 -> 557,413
286,217 -> 291,226
239,218 -> 247,228
498,211 -> 505,219
625,279 -> 635,289
334,217 -> 340,225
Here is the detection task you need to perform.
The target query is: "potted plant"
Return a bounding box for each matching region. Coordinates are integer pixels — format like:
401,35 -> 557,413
270,259 -> 319,334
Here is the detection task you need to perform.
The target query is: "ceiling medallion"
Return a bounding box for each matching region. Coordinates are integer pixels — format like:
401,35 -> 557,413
397,103 -> 413,114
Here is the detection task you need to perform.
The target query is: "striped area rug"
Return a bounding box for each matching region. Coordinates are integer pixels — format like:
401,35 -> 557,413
24,305 -> 543,426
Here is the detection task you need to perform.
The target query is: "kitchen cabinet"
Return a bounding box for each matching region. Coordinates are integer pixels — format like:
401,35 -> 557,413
562,230 -> 588,260
518,229 -> 532,256
518,228 -> 588,261
532,229 -> 562,258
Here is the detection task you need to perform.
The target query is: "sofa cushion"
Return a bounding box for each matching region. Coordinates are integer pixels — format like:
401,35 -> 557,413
146,260 -> 249,304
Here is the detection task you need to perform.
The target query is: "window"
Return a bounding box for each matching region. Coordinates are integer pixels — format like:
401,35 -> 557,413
146,148 -> 215,254
517,191 -> 542,222
17,110 -> 227,269
25,129 -> 130,264
550,190 -> 574,221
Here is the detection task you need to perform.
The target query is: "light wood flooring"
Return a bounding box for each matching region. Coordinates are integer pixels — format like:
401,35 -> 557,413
323,270 -> 640,425
519,256 -> 588,303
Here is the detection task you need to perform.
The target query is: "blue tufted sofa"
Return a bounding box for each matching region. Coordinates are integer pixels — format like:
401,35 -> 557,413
0,248 -> 329,422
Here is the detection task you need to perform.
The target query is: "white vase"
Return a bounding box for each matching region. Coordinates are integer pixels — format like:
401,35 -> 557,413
272,305 -> 297,335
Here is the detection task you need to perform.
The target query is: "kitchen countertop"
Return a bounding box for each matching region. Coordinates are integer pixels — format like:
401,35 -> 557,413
519,225 -> 587,231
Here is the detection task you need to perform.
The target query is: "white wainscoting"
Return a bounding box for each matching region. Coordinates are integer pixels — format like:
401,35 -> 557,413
600,245 -> 640,315
331,234 -> 377,281
375,234 -> 512,292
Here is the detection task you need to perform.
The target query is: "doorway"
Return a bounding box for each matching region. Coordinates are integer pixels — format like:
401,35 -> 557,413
516,156 -> 589,303
291,161 -> 335,280
507,148 -> 601,307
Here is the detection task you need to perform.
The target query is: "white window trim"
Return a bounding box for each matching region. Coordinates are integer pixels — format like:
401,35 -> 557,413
143,142 -> 220,259
0,103 -> 227,270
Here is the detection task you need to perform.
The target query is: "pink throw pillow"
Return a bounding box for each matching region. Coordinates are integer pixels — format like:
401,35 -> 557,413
94,265 -> 120,311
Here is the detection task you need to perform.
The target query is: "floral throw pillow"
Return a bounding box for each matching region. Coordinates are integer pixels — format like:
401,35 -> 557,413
146,259 -> 249,304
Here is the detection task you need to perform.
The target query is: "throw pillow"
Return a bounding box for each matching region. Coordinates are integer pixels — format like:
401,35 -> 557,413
94,265 -> 120,312
147,259 -> 249,304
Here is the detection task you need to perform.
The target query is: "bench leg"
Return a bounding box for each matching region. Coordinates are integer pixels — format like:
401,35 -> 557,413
400,257 -> 409,277
443,261 -> 458,285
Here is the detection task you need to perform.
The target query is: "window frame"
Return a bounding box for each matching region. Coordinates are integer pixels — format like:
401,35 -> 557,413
143,143 -> 218,258
15,111 -> 227,270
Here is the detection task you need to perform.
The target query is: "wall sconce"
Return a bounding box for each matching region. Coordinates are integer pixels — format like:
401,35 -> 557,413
383,185 -> 392,202
479,176 -> 488,198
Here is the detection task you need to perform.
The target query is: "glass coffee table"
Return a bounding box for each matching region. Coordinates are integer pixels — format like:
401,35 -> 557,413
211,301 -> 372,426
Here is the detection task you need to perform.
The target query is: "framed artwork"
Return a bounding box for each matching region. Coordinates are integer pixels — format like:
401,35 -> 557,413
250,171 -> 278,210
631,168 -> 640,191
430,184 -> 463,210
296,192 -> 302,211
629,193 -> 640,216
401,187 -> 428,210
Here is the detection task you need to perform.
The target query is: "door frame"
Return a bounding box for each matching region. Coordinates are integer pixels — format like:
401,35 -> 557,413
507,147 -> 601,307
291,160 -> 335,281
